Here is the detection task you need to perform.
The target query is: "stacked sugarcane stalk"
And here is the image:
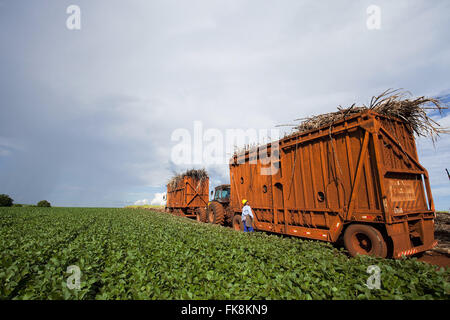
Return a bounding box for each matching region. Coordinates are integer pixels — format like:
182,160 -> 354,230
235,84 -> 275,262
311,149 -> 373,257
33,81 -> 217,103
168,168 -> 208,189
294,89 -> 449,140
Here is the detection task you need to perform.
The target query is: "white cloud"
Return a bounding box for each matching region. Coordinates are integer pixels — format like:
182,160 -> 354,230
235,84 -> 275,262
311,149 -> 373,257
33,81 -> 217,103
133,193 -> 166,206
151,193 -> 167,206
134,199 -> 150,206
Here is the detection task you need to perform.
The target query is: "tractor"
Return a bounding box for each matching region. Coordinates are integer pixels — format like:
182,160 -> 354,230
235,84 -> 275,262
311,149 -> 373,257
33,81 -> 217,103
196,184 -> 234,226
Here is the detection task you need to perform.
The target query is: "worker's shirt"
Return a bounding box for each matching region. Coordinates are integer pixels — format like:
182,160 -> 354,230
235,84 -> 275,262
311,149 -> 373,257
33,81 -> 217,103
241,204 -> 254,221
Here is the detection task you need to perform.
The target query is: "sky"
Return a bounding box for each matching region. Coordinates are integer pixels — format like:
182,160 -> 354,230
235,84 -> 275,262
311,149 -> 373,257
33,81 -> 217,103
0,0 -> 449,209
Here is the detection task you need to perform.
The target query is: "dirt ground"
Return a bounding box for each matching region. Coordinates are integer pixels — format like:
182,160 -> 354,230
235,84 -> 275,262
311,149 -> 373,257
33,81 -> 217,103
418,251 -> 449,268
417,211 -> 450,268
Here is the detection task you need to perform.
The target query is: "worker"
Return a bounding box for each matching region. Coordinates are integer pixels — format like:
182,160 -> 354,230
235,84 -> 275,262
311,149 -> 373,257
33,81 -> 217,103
241,199 -> 254,232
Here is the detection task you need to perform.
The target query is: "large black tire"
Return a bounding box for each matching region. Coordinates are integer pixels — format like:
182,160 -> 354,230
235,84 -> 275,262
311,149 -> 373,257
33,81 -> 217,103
224,208 -> 234,226
208,202 -> 225,225
196,208 -> 207,223
344,224 -> 388,258
232,214 -> 244,231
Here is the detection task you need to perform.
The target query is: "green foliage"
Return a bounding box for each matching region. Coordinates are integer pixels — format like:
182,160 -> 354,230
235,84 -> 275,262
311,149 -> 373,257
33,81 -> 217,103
0,207 -> 448,300
0,194 -> 13,207
37,200 -> 51,207
12,204 -> 23,208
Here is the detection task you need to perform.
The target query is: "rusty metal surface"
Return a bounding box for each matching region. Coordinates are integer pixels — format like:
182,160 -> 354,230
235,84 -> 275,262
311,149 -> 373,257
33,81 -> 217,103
228,110 -> 436,257
166,176 -> 209,216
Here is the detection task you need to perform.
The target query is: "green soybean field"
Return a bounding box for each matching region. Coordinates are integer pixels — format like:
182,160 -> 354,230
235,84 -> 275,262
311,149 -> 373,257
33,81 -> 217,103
0,207 -> 449,300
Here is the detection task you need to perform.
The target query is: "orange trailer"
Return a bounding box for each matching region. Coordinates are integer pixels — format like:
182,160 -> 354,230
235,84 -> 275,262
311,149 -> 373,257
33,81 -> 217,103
165,174 -> 209,219
223,110 -> 437,258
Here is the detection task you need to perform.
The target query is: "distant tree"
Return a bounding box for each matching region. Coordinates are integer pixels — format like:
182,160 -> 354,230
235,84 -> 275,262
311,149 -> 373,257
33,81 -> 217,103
37,200 -> 51,207
0,194 -> 13,207
12,204 -> 23,207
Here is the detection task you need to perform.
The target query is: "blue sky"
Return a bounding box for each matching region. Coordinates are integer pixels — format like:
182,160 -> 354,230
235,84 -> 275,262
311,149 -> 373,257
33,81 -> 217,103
0,0 -> 449,209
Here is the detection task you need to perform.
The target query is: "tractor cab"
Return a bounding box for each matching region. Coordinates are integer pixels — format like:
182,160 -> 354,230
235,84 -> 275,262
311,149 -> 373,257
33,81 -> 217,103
211,184 -> 230,204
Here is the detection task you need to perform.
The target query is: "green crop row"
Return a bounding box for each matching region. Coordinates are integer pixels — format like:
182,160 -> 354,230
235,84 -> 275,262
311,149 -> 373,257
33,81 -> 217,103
0,207 -> 449,300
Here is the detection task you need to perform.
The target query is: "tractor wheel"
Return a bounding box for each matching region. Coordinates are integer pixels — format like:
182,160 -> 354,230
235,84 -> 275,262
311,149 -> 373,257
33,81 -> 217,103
208,202 -> 225,225
232,214 -> 244,231
344,224 -> 387,258
224,208 -> 234,226
196,208 -> 207,223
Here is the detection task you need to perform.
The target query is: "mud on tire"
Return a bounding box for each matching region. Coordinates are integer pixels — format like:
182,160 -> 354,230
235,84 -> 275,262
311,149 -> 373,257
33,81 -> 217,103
208,201 -> 225,225
344,224 -> 388,258
196,207 -> 207,223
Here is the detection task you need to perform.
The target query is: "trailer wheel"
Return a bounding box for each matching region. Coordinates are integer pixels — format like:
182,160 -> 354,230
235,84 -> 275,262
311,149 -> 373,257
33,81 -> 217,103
195,209 -> 201,222
232,214 -> 244,231
176,209 -> 183,217
208,202 -> 225,225
344,224 -> 387,258
196,208 -> 207,223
